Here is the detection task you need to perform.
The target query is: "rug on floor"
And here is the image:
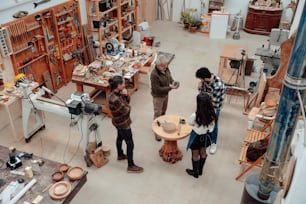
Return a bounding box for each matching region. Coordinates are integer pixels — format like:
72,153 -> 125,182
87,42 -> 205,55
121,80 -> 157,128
157,51 -> 175,64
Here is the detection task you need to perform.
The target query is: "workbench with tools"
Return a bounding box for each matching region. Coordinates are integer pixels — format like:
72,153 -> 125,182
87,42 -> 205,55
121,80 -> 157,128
0,145 -> 87,204
72,48 -> 156,117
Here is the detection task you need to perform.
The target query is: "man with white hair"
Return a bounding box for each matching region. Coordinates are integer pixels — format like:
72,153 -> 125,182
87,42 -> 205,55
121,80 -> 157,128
150,55 -> 179,141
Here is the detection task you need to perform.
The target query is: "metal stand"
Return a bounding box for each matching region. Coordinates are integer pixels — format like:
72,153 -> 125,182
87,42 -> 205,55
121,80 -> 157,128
20,84 -> 102,156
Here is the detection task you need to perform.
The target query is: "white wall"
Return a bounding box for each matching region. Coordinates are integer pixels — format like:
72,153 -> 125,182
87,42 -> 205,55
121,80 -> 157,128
169,0 -> 292,26
289,0 -> 305,36
282,120 -> 306,203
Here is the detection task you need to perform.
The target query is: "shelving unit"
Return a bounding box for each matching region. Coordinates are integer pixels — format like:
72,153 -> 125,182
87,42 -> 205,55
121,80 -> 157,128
208,0 -> 224,13
86,0 -> 138,56
5,18 -> 49,83
0,0 -> 84,91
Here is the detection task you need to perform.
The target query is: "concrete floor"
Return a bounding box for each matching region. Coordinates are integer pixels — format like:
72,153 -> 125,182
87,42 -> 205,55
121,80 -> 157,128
0,21 -> 269,204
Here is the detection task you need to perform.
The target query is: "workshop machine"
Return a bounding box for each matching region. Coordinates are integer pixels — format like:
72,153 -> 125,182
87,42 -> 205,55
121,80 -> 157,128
105,38 -> 121,56
17,80 -> 103,158
255,28 -> 289,76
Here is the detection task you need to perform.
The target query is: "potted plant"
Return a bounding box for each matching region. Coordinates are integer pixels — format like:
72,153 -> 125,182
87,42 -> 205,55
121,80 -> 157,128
180,11 -> 191,29
189,17 -> 202,33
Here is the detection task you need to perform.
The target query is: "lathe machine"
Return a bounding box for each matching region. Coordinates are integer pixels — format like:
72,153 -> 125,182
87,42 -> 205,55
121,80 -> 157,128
18,81 -> 103,158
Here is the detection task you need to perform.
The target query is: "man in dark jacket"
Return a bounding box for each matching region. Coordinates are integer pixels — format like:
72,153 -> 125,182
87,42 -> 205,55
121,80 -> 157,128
150,54 -> 179,141
108,75 -> 143,173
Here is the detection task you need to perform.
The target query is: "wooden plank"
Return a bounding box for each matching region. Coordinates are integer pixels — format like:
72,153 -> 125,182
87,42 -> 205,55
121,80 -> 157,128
140,0 -> 157,23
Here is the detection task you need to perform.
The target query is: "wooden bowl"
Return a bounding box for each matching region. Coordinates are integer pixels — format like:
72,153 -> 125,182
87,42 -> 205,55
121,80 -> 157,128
67,166 -> 84,181
49,181 -> 72,200
51,171 -> 64,182
58,163 -> 69,172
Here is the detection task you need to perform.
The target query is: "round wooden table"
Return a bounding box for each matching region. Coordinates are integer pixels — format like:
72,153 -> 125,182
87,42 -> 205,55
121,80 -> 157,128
152,115 -> 192,164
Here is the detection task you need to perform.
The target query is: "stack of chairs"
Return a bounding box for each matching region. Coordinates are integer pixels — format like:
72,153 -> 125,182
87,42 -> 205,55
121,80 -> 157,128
236,117 -> 274,180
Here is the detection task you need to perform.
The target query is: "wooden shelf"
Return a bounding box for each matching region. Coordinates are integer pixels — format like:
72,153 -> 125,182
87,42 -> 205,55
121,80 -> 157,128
55,9 -> 74,17
17,54 -> 47,69
3,0 -> 84,92
86,0 -> 138,55
13,46 -> 31,55
57,17 -> 73,25
99,6 -> 118,16
122,25 -> 133,33
208,0 -> 224,13
26,25 -> 42,32
121,11 -> 135,19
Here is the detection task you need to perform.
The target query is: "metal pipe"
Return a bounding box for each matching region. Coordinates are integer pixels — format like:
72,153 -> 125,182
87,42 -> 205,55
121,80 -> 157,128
257,3 -> 306,200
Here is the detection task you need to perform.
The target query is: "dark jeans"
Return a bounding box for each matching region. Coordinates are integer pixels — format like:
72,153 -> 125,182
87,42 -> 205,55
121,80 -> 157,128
211,108 -> 220,144
116,128 -> 134,166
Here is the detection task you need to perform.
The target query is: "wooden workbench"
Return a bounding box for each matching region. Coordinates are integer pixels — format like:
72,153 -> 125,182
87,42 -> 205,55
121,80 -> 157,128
0,145 -> 87,204
72,71 -> 139,117
218,44 -> 248,87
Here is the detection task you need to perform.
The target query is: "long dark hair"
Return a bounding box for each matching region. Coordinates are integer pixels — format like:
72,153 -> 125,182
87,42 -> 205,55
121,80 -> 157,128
195,92 -> 216,127
109,75 -> 123,91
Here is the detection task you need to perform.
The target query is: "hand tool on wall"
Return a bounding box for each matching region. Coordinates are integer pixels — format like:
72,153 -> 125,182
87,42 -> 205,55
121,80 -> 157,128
33,0 -> 50,8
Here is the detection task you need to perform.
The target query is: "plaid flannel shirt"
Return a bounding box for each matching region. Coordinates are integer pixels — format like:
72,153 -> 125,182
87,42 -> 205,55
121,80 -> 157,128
200,75 -> 225,109
108,92 -> 131,129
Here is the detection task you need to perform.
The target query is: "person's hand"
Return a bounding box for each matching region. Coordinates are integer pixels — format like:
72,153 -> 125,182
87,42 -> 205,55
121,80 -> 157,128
198,81 -> 203,89
170,81 -> 179,89
121,88 -> 128,95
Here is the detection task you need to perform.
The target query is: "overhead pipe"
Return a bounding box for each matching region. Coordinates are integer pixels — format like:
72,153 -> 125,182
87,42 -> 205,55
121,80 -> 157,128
241,3 -> 306,203
258,3 -> 306,200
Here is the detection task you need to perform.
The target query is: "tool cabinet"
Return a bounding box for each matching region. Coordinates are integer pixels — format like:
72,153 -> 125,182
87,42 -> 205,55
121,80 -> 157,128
0,0 -> 84,92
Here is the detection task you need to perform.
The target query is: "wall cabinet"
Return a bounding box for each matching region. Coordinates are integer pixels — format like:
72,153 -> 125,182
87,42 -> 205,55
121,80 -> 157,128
208,0 -> 224,13
0,0 -> 84,91
86,0 -> 138,55
244,5 -> 283,35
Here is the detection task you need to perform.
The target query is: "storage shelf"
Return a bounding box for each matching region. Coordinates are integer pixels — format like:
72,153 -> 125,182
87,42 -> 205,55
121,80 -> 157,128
86,0 -> 137,54
17,54 -> 47,69
99,6 -> 118,16
121,11 -> 135,19
121,0 -> 129,6
55,9 -> 74,17
122,25 -> 133,33
57,17 -> 73,25
13,46 -> 31,55
26,25 -> 42,32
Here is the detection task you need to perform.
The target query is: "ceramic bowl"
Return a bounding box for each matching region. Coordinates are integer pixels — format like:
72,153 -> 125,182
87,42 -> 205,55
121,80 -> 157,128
161,122 -> 177,133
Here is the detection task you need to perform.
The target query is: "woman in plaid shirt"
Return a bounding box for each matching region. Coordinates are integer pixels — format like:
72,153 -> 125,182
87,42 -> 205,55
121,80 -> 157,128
196,67 -> 225,154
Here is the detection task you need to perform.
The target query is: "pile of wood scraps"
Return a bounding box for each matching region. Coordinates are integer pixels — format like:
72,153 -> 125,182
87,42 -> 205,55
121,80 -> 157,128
72,64 -> 88,77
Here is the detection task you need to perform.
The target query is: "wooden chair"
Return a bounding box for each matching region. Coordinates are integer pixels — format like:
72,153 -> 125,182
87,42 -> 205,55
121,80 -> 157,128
236,120 -> 273,180
243,71 -> 267,114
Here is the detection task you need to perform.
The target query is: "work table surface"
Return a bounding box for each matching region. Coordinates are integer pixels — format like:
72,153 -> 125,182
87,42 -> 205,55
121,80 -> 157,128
0,145 -> 87,204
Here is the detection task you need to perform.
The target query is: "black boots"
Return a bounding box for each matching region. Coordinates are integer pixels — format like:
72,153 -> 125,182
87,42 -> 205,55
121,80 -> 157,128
186,159 -> 199,178
199,157 -> 206,176
186,157 -> 207,178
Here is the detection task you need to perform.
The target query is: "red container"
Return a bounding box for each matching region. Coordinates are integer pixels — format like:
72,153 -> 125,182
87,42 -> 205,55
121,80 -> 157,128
146,37 -> 154,46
